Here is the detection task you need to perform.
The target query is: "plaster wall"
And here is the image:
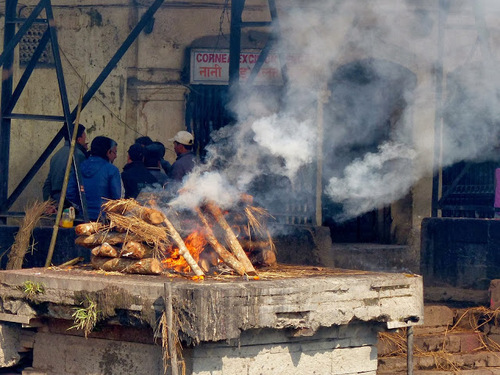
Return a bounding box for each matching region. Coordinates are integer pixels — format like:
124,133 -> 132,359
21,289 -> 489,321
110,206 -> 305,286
2,0 -> 499,254
27,324 -> 378,375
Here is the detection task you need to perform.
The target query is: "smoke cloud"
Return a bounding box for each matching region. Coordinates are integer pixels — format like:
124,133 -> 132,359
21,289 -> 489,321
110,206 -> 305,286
171,0 -> 500,224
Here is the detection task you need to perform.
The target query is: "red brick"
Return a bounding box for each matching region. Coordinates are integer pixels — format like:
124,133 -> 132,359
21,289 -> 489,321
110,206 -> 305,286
423,305 -> 454,327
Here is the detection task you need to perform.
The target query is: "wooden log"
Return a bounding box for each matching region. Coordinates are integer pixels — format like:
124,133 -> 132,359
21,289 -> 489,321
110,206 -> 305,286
203,202 -> 257,276
90,255 -> 162,275
195,207 -> 246,276
75,232 -> 137,248
102,199 -> 166,225
75,222 -> 105,236
91,242 -> 119,258
57,257 -> 84,267
119,241 -> 152,259
238,240 -> 272,250
161,216 -> 205,278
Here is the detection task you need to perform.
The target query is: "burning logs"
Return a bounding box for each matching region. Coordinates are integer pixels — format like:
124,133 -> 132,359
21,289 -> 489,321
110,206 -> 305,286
203,202 -> 258,276
161,215 -> 205,278
74,198 -> 275,278
195,207 -> 246,276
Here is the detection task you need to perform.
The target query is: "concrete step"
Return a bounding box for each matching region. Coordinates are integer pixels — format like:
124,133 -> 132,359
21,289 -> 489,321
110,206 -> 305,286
378,330 -> 485,356
378,351 -> 500,372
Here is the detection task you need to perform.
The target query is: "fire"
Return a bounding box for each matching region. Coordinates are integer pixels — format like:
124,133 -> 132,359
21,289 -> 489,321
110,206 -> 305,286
162,230 -> 207,273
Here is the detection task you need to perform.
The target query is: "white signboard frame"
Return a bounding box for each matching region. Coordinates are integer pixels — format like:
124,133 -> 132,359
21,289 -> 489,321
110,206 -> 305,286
190,48 -> 284,85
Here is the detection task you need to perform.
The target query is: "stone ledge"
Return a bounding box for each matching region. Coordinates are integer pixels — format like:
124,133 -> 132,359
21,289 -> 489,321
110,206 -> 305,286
0,266 -> 423,342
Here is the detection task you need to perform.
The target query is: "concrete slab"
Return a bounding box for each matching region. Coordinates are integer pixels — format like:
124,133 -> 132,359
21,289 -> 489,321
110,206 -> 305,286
0,266 -> 423,374
0,266 -> 423,342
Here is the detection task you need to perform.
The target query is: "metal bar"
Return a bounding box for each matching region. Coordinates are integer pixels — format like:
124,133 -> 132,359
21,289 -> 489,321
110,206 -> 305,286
5,113 -> 65,121
45,0 -> 88,216
45,0 -> 72,127
437,162 -> 472,205
3,0 -> 165,213
7,18 -> 47,24
229,0 -> 245,87
0,0 -> 19,217
431,0 -> 448,217
0,0 -> 47,67
5,128 -> 64,210
246,37 -> 273,85
407,326 -> 414,375
70,0 -> 165,119
4,29 -> 51,115
240,21 -> 271,27
45,0 -> 89,220
268,0 -> 288,88
439,205 -> 494,212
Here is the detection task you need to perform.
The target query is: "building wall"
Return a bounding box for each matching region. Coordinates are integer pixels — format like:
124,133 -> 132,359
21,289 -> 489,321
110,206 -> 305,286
2,0 -> 499,260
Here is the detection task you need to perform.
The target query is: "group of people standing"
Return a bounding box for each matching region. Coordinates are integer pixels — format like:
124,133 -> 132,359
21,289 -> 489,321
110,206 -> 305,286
43,125 -> 196,221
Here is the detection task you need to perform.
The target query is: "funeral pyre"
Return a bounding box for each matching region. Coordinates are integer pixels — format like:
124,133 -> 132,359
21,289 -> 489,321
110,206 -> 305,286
74,197 -> 277,279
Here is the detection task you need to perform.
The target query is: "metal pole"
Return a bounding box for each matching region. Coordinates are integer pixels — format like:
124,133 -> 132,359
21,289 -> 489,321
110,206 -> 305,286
316,88 -> 330,226
1,0 -> 165,213
229,0 -> 245,88
431,0 -> 448,217
407,326 -> 414,375
0,0 -> 19,218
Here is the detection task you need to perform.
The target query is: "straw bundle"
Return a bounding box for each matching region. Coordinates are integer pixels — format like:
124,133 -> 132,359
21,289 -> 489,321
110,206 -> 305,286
7,200 -> 52,270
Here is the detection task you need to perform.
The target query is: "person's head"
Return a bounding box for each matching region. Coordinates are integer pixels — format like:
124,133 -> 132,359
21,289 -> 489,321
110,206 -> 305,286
170,131 -> 194,156
90,136 -> 118,163
144,142 -> 165,168
127,143 -> 144,163
135,136 -> 153,147
64,123 -> 88,150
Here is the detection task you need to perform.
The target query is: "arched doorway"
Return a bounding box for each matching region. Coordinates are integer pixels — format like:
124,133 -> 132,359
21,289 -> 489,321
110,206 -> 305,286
322,58 -> 417,243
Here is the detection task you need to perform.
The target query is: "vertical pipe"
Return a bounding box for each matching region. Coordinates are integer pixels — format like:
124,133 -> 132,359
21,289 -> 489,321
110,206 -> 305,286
0,0 -> 19,217
229,0 -> 245,88
316,89 -> 330,226
431,0 -> 448,217
407,326 -> 414,375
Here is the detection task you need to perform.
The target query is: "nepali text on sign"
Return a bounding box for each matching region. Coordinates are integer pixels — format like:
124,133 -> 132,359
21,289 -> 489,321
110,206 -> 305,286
190,49 -> 284,85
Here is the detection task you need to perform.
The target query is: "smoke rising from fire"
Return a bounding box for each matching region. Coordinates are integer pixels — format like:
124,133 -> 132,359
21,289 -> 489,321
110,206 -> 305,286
172,0 -> 500,223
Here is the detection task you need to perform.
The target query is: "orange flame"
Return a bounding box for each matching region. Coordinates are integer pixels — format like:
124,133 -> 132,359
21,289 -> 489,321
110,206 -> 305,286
162,230 -> 207,274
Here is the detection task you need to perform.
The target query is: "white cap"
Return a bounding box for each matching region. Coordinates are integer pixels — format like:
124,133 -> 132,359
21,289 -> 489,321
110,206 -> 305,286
169,130 -> 194,146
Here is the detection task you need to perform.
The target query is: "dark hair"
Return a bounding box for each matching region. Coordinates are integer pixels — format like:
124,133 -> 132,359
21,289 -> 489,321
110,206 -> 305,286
127,143 -> 144,162
144,142 -> 165,168
63,123 -> 86,141
90,136 -> 117,160
135,136 -> 153,147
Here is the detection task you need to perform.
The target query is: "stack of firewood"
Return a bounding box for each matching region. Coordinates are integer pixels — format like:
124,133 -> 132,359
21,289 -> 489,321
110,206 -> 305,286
74,198 -> 276,278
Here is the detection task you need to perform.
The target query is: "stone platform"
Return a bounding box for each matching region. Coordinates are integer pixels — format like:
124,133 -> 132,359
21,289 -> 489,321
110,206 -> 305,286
0,266 -> 424,375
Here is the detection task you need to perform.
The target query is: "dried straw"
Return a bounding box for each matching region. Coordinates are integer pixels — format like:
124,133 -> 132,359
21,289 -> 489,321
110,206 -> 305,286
244,206 -> 274,237
244,206 -> 276,253
7,200 -> 52,270
378,306 -> 500,371
156,311 -> 185,375
106,212 -> 169,255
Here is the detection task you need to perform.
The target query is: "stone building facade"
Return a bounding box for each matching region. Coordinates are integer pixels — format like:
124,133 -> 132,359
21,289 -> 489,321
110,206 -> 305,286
1,0 -> 499,262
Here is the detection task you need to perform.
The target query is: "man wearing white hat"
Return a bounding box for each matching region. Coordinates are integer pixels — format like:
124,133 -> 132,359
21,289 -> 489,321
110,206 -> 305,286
168,130 -> 196,181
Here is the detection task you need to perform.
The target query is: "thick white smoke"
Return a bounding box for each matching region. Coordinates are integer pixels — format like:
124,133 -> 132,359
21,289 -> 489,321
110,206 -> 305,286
171,0 -> 500,223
